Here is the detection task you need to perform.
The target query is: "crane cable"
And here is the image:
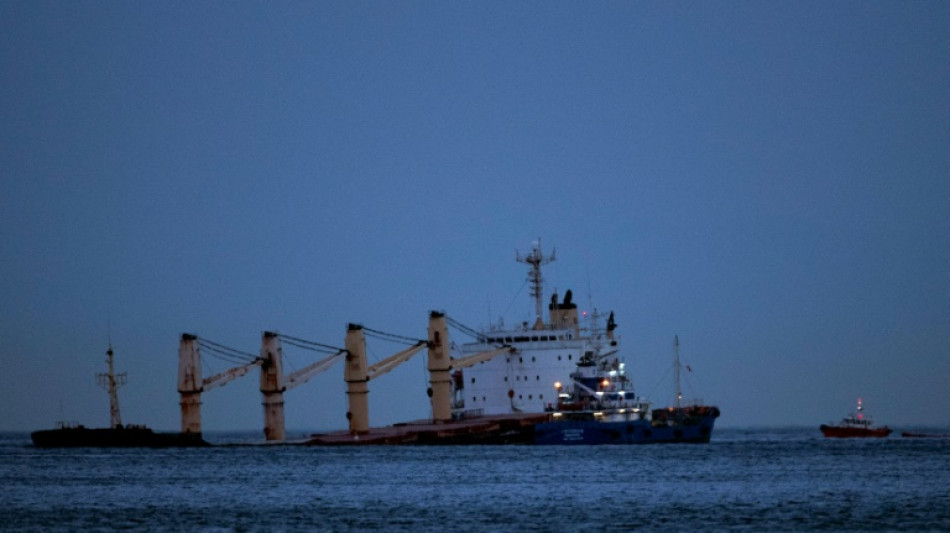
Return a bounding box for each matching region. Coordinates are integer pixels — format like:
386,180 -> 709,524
196,337 -> 259,364
443,315 -> 508,349
361,325 -> 427,347
276,333 -> 345,355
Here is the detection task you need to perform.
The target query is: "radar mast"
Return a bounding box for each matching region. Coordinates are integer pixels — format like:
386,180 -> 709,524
516,238 -> 555,330
96,345 -> 127,428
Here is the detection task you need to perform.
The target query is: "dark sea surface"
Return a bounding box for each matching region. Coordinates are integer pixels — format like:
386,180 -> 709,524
1,428 -> 948,532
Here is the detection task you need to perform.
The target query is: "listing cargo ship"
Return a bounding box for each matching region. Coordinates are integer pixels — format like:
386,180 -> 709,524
820,398 -> 892,438
447,240 -> 720,445
31,345 -> 207,448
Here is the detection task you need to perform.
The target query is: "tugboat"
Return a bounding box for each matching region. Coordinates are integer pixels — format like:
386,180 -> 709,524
533,333 -> 719,445
31,345 -> 207,447
819,398 -> 892,438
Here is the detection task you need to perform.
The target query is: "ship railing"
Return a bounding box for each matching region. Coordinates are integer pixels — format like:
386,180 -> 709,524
451,408 -> 484,421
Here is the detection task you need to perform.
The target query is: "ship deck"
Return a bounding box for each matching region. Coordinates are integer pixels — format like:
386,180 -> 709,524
306,413 -> 552,445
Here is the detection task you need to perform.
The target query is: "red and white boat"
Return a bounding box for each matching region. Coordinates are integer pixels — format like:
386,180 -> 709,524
820,398 -> 892,438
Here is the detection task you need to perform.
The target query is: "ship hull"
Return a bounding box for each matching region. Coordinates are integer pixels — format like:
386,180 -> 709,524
31,427 -> 209,448
534,416 -> 717,445
819,425 -> 892,438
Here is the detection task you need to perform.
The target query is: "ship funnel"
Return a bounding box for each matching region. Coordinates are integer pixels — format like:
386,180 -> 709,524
548,288 -> 579,333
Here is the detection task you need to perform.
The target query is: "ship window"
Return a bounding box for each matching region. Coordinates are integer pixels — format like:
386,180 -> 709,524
532,356 -> 536,362
540,394 -> 544,399
471,378 -> 475,384
519,357 -> 523,363
568,355 -> 572,360
472,397 -> 477,402
482,396 -> 486,401
529,395 -> 533,400
536,376 -> 540,381
515,376 -> 519,381
505,337 -> 512,343
519,394 -> 523,400
524,376 -> 528,381
531,336 -> 538,341
558,355 -> 562,361
504,376 -> 508,382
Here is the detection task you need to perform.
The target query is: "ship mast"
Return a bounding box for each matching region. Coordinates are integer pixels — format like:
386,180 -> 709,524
674,335 -> 682,408
516,239 -> 555,330
96,345 -> 127,428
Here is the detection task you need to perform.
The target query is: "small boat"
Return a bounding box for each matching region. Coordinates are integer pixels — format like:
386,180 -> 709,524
819,398 -> 891,438
31,345 -> 207,448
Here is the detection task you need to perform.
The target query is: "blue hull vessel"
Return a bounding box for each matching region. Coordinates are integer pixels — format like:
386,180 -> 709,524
534,411 -> 719,445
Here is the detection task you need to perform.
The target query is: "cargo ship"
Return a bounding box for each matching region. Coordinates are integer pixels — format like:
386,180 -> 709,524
448,240 -> 720,444
820,398 -> 891,438
308,239 -> 720,446
31,345 -> 207,448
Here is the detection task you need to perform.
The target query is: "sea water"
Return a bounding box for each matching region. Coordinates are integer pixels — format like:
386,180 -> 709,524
1,428 -> 948,531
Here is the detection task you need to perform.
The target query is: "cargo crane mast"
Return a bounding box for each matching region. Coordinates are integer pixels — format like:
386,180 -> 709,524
427,311 -> 516,422
178,334 -> 263,436
259,332 -> 346,441
96,345 -> 127,428
516,238 -> 555,330
344,324 -> 428,435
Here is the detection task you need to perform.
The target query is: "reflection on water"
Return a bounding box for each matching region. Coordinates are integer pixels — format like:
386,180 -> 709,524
2,429 -> 948,531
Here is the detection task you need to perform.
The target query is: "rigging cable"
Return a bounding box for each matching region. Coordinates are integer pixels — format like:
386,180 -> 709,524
443,315 -> 508,349
276,333 -> 345,355
361,325 -> 427,346
196,337 -> 259,364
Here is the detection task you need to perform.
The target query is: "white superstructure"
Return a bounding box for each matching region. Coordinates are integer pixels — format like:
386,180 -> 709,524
451,240 -> 621,417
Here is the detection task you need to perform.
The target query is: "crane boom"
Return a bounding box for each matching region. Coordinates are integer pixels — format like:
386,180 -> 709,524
202,359 -> 263,392
367,342 -> 427,380
450,346 -> 515,369
284,350 -> 346,391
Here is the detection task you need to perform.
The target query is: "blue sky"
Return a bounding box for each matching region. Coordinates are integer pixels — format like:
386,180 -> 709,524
2,2 -> 947,432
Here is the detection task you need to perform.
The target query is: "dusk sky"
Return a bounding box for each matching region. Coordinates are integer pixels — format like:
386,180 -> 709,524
2,2 -> 947,433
